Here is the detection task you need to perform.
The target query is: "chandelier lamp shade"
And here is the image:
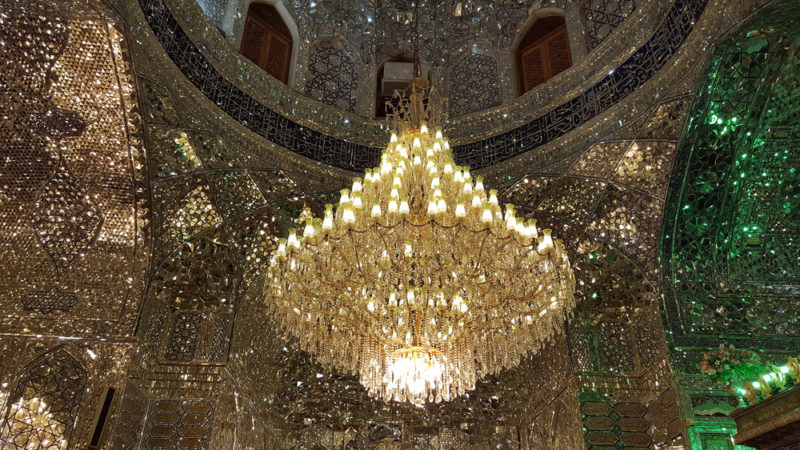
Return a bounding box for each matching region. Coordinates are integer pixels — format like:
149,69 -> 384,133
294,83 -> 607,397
263,79 -> 576,407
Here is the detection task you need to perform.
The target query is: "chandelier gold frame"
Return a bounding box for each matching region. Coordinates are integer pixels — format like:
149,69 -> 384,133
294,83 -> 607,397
263,79 -> 575,406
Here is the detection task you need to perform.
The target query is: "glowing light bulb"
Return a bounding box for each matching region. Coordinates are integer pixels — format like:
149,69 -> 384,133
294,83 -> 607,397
489,189 -> 499,205
481,206 -> 493,223
339,189 -> 350,204
304,223 -> 315,237
399,199 -> 410,215
287,230 -> 300,248
343,207 -> 356,224
538,229 -> 554,253
352,192 -> 363,208
472,193 -> 482,208
323,205 -> 334,230
455,202 -> 466,218
428,200 -> 439,215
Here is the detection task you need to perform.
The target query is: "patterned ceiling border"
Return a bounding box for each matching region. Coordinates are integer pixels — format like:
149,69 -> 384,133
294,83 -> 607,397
138,0 -> 707,172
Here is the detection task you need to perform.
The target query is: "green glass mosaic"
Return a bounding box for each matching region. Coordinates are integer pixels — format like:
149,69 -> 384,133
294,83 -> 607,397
661,0 -> 800,350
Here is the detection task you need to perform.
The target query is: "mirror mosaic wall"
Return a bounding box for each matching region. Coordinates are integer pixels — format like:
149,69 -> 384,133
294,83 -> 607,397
0,0 -> 794,448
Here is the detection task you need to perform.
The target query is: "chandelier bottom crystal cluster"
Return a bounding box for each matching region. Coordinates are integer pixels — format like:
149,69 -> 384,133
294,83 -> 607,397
263,79 -> 575,406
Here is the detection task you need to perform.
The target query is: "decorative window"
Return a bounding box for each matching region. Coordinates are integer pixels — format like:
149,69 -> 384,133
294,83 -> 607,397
239,3 -> 292,84
516,15 -> 572,95
375,54 -> 414,118
0,350 -> 87,449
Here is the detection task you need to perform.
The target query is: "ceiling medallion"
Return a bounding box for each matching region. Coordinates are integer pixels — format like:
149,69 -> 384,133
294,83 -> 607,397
263,78 -> 575,406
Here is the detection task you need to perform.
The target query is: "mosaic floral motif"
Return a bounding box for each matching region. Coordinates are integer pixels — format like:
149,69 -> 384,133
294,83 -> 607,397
164,312 -> 205,362
304,41 -> 359,112
20,287 -> 78,315
0,350 -> 86,449
662,1 -> 800,349
140,0 -> 707,170
144,399 -> 215,449
580,0 -> 636,49
448,54 -> 500,117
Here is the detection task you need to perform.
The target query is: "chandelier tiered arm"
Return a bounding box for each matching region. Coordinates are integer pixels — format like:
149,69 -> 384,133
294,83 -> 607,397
263,80 -> 575,407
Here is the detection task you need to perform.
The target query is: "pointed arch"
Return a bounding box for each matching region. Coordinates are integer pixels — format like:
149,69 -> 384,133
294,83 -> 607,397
239,2 -> 294,84
513,11 -> 573,95
1,349 -> 87,449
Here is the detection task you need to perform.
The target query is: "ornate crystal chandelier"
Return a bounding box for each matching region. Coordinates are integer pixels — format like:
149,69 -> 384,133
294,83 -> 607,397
263,77 -> 575,407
